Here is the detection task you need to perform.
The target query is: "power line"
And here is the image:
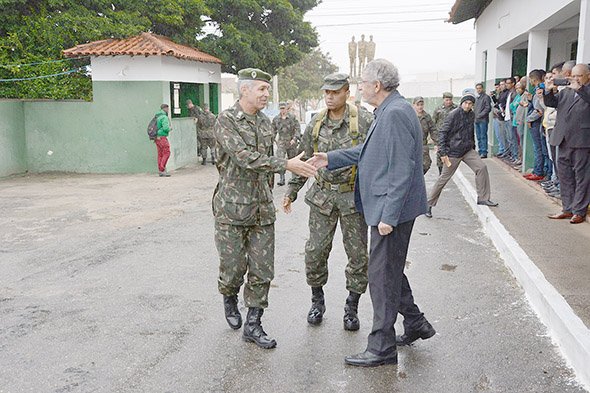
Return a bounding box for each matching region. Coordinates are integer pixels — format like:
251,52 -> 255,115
0,56 -> 89,69
0,67 -> 85,82
315,17 -> 447,27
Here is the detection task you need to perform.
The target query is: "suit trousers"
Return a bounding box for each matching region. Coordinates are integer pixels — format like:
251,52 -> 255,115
427,149 -> 491,207
557,145 -> 590,216
366,220 -> 424,356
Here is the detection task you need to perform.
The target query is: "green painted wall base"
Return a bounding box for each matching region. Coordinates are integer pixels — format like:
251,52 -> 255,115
1,81 -> 199,177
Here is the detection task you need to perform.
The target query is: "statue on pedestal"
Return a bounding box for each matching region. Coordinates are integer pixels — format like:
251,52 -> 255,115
357,34 -> 367,77
348,36 -> 357,79
366,35 -> 376,63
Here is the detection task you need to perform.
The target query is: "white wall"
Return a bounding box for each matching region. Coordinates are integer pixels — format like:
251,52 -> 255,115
474,0 -> 581,81
90,55 -> 221,84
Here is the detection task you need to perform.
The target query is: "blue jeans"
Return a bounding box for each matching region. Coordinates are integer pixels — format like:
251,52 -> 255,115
503,119 -> 516,159
529,119 -> 547,176
493,119 -> 506,154
475,121 -> 489,156
540,132 -> 552,178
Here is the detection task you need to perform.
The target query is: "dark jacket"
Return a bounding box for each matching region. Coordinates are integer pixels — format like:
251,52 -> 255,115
327,90 -> 427,226
544,84 -> 590,148
438,107 -> 476,158
474,93 -> 492,122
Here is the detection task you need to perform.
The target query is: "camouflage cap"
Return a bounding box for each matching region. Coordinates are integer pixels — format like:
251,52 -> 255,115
442,92 -> 453,99
321,73 -> 350,90
238,68 -> 272,83
279,101 -> 287,108
413,96 -> 424,104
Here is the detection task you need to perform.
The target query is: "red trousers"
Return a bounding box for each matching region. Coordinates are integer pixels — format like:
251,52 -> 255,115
155,137 -> 170,172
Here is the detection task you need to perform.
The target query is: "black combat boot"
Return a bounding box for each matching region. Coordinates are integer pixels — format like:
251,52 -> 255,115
223,295 -> 242,330
307,286 -> 326,325
242,307 -> 277,349
343,291 -> 361,331
211,153 -> 216,165
201,157 -> 206,165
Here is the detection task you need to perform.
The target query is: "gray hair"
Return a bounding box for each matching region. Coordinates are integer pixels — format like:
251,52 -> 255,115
362,59 -> 400,91
563,60 -> 576,73
237,79 -> 256,98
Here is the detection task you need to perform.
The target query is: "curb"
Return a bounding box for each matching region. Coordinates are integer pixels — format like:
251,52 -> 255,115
453,167 -> 590,391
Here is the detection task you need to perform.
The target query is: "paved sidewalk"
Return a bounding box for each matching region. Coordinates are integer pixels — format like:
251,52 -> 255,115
452,156 -> 590,389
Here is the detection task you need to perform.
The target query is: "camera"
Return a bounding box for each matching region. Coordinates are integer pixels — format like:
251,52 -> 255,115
553,78 -> 570,86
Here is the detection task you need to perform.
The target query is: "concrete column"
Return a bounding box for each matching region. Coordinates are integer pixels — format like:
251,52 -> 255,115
527,30 -> 549,74
578,0 -> 590,63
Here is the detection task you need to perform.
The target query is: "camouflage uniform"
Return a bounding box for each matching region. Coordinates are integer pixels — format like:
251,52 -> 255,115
197,107 -> 217,163
417,111 -> 437,174
212,101 -> 286,309
272,112 -> 301,174
433,101 -> 457,172
286,104 -> 373,294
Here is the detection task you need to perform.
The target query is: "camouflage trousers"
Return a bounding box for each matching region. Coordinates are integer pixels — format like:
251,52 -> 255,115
276,141 -> 298,176
215,221 -> 275,308
198,136 -> 216,160
423,145 -> 432,175
304,204 -> 369,294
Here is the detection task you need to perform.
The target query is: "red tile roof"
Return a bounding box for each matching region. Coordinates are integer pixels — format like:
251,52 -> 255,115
63,32 -> 222,64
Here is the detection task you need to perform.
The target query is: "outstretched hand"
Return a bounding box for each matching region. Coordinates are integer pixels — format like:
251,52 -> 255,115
286,152 -> 317,178
307,152 -> 328,169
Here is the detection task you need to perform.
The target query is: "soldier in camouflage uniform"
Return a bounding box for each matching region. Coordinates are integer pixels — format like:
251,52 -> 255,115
283,73 -> 373,331
187,100 -> 205,162
212,68 -> 316,349
198,103 -> 217,165
432,92 -> 457,174
272,102 -> 301,186
413,96 -> 437,175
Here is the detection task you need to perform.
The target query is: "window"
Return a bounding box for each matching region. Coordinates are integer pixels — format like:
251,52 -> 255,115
169,82 -> 205,118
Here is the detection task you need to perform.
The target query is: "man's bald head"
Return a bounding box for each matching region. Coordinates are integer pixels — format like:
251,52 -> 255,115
571,63 -> 590,88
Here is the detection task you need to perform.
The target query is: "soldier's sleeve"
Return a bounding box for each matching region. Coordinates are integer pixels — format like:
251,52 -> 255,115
215,112 -> 286,173
432,108 -> 440,127
285,122 -> 314,202
291,118 -> 302,142
271,117 -> 279,140
359,109 -> 374,136
427,114 -> 438,143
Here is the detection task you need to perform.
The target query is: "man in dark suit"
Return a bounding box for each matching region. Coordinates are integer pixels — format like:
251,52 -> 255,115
309,59 -> 435,367
544,63 -> 590,224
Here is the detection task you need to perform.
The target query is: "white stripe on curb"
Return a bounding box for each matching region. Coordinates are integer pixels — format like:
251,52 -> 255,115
453,167 -> 590,391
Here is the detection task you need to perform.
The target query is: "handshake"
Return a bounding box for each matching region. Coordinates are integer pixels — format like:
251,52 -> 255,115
285,152 -> 328,178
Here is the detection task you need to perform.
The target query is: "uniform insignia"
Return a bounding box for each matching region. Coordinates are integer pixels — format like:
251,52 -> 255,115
251,71 -> 257,79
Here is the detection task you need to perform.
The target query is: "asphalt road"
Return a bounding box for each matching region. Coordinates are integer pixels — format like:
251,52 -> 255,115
0,164 -> 586,393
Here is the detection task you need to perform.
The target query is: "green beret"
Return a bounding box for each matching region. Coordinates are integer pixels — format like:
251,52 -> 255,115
413,96 -> 424,104
238,68 -> 272,83
321,73 -> 350,90
442,92 -> 453,99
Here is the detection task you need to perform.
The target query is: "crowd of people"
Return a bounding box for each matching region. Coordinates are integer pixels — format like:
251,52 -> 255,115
412,60 -> 590,224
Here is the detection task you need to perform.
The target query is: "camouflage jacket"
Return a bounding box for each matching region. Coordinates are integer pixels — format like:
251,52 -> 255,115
417,111 -> 437,145
212,101 -> 287,226
286,104 -> 373,206
433,103 -> 457,131
272,114 -> 300,145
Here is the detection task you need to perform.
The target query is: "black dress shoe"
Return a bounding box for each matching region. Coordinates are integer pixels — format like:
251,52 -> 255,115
477,199 -> 498,207
425,206 -> 432,218
344,350 -> 397,367
396,320 -> 436,346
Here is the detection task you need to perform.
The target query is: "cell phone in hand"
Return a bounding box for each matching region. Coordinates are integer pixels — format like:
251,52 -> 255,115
553,78 -> 570,86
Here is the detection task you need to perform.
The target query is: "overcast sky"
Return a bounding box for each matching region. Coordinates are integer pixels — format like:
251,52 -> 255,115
304,0 -> 476,79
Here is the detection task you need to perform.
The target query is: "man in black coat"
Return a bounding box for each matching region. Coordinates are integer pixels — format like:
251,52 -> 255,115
544,63 -> 590,224
426,92 -> 498,218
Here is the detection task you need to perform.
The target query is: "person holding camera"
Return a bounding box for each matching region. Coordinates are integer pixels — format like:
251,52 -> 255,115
544,63 -> 590,224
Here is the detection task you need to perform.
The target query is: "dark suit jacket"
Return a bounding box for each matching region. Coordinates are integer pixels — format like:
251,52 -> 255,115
544,84 -> 590,148
327,91 -> 427,227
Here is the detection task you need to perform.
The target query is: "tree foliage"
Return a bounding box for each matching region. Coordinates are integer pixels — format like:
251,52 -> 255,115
278,48 -> 338,102
0,0 -> 319,99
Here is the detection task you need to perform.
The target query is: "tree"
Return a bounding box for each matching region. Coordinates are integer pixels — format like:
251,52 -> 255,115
0,0 -> 319,99
277,48 -> 338,112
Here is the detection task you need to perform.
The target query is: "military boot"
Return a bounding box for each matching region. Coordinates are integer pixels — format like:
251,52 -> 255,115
223,295 -> 242,330
201,157 -> 206,165
242,307 -> 277,349
343,291 -> 361,331
211,153 -> 216,165
277,173 -> 285,186
307,286 -> 326,325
